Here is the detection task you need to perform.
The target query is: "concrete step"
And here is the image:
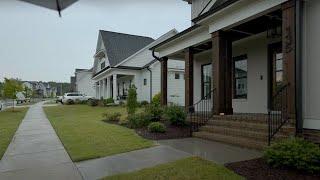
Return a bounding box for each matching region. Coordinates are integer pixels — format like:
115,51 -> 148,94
207,119 -> 295,135
193,131 -> 267,150
199,125 -> 287,141
212,115 -> 267,124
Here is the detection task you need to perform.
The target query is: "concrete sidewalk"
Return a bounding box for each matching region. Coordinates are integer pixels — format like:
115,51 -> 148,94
158,138 -> 262,165
76,145 -> 191,180
0,102 -> 82,180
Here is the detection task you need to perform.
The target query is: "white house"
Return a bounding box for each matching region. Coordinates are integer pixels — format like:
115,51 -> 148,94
74,68 -> 95,97
91,30 -> 185,105
150,0 -> 320,147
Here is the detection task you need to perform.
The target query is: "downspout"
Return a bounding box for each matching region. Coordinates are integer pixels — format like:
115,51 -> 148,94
295,0 -> 303,134
147,67 -> 153,102
152,50 -> 162,62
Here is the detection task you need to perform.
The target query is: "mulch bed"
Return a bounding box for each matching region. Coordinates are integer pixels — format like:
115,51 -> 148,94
135,122 -> 191,140
102,120 -> 191,140
225,158 -> 320,180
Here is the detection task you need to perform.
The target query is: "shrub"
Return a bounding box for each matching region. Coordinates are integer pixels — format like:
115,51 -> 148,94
152,93 -> 161,106
74,99 -> 87,104
148,122 -> 166,133
127,86 -> 138,115
264,138 -> 320,173
102,112 -> 121,122
103,98 -> 114,106
163,105 -> 187,126
88,99 -> 98,106
145,104 -> 163,122
127,112 -> 151,129
140,100 -> 149,106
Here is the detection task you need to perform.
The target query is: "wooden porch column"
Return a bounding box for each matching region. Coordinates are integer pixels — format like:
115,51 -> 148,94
212,31 -> 233,115
282,0 -> 296,117
160,57 -> 168,106
185,47 -> 194,111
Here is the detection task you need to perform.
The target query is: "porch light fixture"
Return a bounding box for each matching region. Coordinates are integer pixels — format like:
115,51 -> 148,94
18,0 -> 78,17
267,17 -> 282,39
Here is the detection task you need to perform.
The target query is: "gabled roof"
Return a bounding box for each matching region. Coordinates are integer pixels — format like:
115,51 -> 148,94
99,30 -> 154,66
192,0 -> 240,22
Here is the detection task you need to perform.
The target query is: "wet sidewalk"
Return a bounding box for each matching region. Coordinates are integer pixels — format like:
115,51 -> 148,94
0,102 -> 82,180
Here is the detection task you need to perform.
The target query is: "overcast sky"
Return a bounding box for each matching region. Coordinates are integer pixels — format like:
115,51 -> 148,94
0,0 -> 190,83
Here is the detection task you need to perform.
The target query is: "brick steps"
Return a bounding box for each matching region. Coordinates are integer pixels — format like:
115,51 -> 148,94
192,115 -> 295,150
193,131 -> 267,150
199,125 -> 287,141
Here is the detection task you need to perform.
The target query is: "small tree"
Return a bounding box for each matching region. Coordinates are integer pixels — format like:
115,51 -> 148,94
127,85 -> 138,115
3,78 -> 23,111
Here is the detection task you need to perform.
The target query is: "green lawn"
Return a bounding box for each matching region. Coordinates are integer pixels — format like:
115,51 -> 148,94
104,157 -> 244,180
44,105 -> 154,162
0,108 -> 28,159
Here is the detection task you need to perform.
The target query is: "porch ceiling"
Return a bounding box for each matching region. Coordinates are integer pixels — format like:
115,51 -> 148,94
226,10 -> 282,42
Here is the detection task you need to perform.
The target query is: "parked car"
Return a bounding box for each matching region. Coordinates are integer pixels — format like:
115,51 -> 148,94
0,100 -> 4,111
56,96 -> 63,103
16,92 -> 26,104
62,93 -> 93,104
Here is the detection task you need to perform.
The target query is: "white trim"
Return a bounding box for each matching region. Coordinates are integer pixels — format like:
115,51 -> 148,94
115,29 -> 178,67
303,119 -> 320,130
204,0 -> 287,33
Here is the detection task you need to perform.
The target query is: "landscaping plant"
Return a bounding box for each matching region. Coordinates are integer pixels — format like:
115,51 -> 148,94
88,99 -> 98,106
140,100 -> 149,107
104,98 -> 114,106
128,112 -> 151,129
127,85 -> 138,115
102,112 -> 121,122
163,105 -> 187,126
145,103 -> 163,122
264,137 -> 320,173
148,122 -> 166,133
152,92 -> 161,106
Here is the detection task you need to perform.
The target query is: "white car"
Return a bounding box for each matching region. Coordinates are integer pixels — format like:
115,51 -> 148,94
0,101 -> 4,111
62,93 -> 93,104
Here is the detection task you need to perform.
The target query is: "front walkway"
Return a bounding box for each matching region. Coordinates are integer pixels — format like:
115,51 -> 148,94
159,138 -> 262,164
76,145 -> 191,180
0,102 -> 82,180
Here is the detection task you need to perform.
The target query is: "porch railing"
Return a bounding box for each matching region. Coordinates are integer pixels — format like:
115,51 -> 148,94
268,83 -> 289,145
188,89 -> 215,133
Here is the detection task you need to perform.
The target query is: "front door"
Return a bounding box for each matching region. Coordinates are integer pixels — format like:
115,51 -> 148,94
268,42 -> 284,110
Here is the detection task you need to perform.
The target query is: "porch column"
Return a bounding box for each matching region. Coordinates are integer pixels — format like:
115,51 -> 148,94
112,74 -> 118,102
160,57 -> 168,106
106,76 -> 111,98
102,79 -> 106,99
212,31 -> 233,115
282,0 -> 296,117
185,47 -> 194,111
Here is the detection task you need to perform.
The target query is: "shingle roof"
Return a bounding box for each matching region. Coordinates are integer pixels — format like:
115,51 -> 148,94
99,30 -> 154,66
19,0 -> 78,11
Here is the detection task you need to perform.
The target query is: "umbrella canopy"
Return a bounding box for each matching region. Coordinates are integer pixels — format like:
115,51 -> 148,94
19,0 -> 78,16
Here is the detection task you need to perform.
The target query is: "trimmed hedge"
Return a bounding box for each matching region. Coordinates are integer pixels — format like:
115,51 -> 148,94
148,122 -> 166,133
102,112 -> 121,122
163,105 -> 187,126
264,138 -> 320,173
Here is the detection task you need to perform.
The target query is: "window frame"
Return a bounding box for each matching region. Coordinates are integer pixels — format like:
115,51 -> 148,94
174,73 -> 180,79
201,63 -> 212,99
233,54 -> 248,99
143,78 -> 147,86
100,61 -> 106,70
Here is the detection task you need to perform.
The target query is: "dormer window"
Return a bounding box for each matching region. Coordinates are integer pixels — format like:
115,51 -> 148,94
101,62 -> 105,69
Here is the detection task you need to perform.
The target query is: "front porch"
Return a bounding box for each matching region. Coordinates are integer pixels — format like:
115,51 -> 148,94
154,0 -> 298,147
95,73 -> 136,103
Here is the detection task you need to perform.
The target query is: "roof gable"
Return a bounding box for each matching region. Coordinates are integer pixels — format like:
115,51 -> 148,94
99,30 -> 154,66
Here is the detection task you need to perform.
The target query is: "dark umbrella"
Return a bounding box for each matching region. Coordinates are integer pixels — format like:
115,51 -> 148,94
19,0 -> 78,17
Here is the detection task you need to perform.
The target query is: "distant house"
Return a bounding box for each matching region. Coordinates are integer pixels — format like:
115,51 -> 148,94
74,68 -> 95,97
22,81 -> 57,98
91,30 -> 185,105
70,76 -> 76,92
